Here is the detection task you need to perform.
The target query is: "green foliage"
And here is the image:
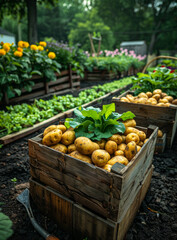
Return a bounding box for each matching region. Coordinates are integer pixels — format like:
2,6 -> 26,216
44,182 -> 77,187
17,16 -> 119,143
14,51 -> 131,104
65,103 -> 135,141
0,77 -> 132,137
0,212 -> 13,240
132,67 -> 177,97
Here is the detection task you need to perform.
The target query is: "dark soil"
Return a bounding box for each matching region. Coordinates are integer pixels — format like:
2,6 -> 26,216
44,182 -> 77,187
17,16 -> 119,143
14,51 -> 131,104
0,80 -> 177,240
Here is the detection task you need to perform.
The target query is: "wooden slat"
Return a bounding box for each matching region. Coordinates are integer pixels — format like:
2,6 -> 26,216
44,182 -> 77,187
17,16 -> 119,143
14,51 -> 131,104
155,133 -> 166,153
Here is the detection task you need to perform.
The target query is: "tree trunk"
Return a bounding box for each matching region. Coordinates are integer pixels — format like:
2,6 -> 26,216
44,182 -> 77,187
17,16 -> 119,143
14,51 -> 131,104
148,31 -> 157,55
26,0 -> 38,44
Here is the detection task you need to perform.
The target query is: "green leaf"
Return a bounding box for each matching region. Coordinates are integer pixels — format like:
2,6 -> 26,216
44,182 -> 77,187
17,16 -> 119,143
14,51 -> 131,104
31,70 -> 42,76
101,103 -> 115,119
0,212 -> 13,240
81,109 -> 100,120
13,89 -> 21,96
118,111 -> 135,121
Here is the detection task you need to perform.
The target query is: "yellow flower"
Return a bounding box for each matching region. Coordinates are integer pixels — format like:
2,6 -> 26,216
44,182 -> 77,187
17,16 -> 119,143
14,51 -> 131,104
30,44 -> 38,51
1,41 -> 4,45
37,46 -> 44,51
17,47 -> 23,52
48,52 -> 56,59
0,49 -> 6,56
39,41 -> 47,47
3,43 -> 10,52
14,51 -> 23,57
18,41 -> 29,48
18,41 -> 24,48
23,41 -> 29,48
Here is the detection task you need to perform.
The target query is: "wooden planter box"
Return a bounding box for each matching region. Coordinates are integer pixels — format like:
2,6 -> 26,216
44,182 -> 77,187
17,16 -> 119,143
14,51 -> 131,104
2,67 -> 80,105
112,90 -> 177,148
30,164 -> 153,240
29,124 -> 157,227
84,69 -> 118,81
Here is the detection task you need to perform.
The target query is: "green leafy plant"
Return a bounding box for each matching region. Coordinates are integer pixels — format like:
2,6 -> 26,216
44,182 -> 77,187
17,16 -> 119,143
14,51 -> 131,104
65,103 -> 135,141
0,212 -> 13,240
132,67 -> 177,97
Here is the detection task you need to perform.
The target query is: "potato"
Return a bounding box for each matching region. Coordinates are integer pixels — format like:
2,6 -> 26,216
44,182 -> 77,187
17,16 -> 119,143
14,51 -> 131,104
70,151 -> 92,163
124,127 -> 139,135
120,97 -> 130,102
153,89 -> 162,95
138,141 -> 144,147
115,150 -> 124,156
164,103 -> 170,107
117,143 -> 126,151
75,137 -> 99,155
61,130 -> 75,146
137,146 -> 141,152
156,103 -> 166,107
161,92 -> 167,98
57,124 -> 67,133
172,99 -> 177,105
121,135 -> 126,143
144,138 -> 149,144
138,92 -> 148,99
51,143 -> 67,153
108,134 -> 122,144
126,133 -> 140,144
107,156 -> 129,166
146,98 -> 157,105
123,119 -> 136,128
126,94 -> 134,102
102,164 -> 112,172
146,92 -> 152,98
42,129 -> 62,146
137,130 -> 146,141
105,140 -> 117,155
163,96 -> 173,103
158,130 -> 163,138
91,149 -> 110,167
68,144 -> 76,153
159,98 -> 169,103
43,125 -> 58,136
137,98 -> 147,104
95,139 -> 106,149
124,141 -> 137,161
152,94 -> 161,101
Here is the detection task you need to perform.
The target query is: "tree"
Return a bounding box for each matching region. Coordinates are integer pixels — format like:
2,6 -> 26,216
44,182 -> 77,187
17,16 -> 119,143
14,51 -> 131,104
0,0 -> 57,43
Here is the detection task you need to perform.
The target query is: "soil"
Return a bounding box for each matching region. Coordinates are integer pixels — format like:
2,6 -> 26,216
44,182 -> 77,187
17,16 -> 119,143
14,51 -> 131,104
0,80 -> 177,240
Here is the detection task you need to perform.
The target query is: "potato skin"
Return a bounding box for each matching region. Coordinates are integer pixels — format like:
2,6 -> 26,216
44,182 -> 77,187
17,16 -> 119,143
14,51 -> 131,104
137,131 -> 146,141
121,135 -> 126,143
69,151 -> 92,163
126,133 -> 140,145
138,92 -> 148,99
124,141 -> 137,161
159,98 -> 169,103
61,130 -> 75,146
108,134 -> 122,144
138,141 -> 144,147
161,92 -> 167,98
115,150 -> 124,156
158,130 -> 163,138
163,96 -> 173,103
153,89 -> 162,95
102,164 -> 112,172
124,127 -> 139,135
172,99 -> 177,105
144,138 -> 149,144
117,143 -> 126,151
68,144 -> 76,153
146,98 -> 157,105
146,92 -> 152,98
42,129 -> 62,146
123,119 -> 136,128
57,124 -> 67,133
51,143 -> 67,153
107,156 -> 129,166
43,125 -> 57,136
152,94 -> 161,101
105,140 -> 117,155
92,149 -> 110,167
75,137 -> 99,155
137,146 -> 141,152
120,97 -> 130,102
95,139 -> 106,149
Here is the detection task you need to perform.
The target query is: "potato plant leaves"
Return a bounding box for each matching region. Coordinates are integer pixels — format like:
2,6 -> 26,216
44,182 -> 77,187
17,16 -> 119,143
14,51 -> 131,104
0,212 -> 13,240
64,103 -> 135,141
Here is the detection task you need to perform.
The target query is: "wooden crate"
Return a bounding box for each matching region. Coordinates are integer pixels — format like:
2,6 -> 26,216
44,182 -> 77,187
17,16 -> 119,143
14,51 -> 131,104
112,90 -> 177,148
84,69 -> 118,81
28,125 -> 158,223
155,133 -> 166,153
30,164 -> 154,240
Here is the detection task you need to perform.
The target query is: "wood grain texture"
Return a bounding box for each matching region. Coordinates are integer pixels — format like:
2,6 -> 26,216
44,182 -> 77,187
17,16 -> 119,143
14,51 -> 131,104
155,133 -> 166,153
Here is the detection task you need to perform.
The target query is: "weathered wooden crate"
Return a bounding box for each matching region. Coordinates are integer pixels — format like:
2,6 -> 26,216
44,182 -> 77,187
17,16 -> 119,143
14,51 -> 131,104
155,133 -> 166,153
30,164 -> 154,240
112,90 -> 177,148
84,69 -> 118,81
29,124 -> 158,224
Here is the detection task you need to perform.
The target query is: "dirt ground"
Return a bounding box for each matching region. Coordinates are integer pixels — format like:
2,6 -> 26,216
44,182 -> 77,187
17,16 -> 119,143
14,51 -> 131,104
1,80 -> 177,240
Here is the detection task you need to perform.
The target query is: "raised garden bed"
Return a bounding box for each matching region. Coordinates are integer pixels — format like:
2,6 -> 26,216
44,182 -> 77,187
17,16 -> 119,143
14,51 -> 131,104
112,90 -> 177,149
84,69 -> 118,81
28,124 -> 158,239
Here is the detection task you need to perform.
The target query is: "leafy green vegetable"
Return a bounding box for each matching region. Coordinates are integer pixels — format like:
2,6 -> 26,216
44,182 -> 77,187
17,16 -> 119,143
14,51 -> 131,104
0,212 -> 13,240
64,103 -> 135,141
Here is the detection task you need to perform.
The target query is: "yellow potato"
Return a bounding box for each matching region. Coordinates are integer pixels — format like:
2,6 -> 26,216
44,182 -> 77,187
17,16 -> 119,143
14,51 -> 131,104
124,127 -> 139,135
115,150 -> 124,156
126,94 -> 135,102
137,146 -> 141,152
172,99 -> 177,105
153,89 -> 162,95
107,156 -> 129,166
146,92 -> 153,98
152,94 -> 161,101
51,143 -> 67,153
163,96 -> 173,103
158,130 -> 163,138
95,139 -> 106,149
61,130 -> 75,146
75,137 -> 99,155
161,92 -> 167,98
101,164 -> 112,172
43,125 -> 58,136
123,119 -> 136,128
68,144 -> 76,153
57,124 -> 67,133
138,92 -> 148,99
159,98 -> 169,104
42,129 -> 62,146
137,98 -> 147,104
144,138 -> 149,144
138,141 -> 144,147
70,151 -> 92,163
120,97 -> 130,102
124,141 -> 137,161
117,143 -> 127,151
156,103 -> 166,107
137,130 -> 146,141
164,103 -> 170,107
121,135 -> 126,143
146,98 -> 157,105
108,134 -> 122,144
126,133 -> 140,145
105,140 -> 117,155
91,149 -> 110,167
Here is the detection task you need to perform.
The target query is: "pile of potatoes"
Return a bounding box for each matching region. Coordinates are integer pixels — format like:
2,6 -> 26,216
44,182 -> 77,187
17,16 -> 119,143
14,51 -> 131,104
120,89 -> 177,106
42,119 -> 151,172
